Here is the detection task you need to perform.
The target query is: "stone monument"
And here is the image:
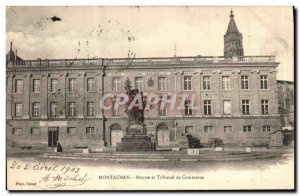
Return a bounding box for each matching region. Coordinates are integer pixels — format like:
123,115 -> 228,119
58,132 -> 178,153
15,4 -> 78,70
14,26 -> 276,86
116,78 -> 155,151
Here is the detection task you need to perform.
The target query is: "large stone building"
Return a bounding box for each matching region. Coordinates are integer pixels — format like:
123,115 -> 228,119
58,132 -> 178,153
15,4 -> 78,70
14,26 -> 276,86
6,11 -> 282,150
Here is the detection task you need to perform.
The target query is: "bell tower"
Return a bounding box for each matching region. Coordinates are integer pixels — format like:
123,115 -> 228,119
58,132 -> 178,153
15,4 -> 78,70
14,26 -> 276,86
224,10 -> 244,58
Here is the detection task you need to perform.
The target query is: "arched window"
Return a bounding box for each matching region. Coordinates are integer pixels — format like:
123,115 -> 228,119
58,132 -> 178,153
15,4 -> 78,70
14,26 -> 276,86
157,123 -> 168,131
111,124 -> 122,130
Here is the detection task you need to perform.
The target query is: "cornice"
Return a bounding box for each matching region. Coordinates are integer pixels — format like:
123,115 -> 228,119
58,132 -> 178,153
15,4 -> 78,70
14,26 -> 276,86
6,64 -> 278,74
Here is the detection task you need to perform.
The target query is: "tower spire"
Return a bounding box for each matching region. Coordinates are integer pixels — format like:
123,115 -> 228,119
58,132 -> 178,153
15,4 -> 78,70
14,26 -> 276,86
224,9 -> 244,58
226,9 -> 239,34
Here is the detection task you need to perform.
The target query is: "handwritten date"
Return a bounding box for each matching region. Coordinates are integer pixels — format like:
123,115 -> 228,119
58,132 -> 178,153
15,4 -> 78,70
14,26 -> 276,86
10,161 -> 80,174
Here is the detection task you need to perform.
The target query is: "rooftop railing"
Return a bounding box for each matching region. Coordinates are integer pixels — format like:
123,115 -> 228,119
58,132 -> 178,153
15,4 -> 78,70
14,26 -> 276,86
11,55 -> 276,68
14,58 -> 104,67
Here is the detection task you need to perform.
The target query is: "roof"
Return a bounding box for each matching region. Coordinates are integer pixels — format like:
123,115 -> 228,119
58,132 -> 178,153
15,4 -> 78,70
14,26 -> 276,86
6,42 -> 24,62
6,50 -> 23,62
226,11 -> 239,34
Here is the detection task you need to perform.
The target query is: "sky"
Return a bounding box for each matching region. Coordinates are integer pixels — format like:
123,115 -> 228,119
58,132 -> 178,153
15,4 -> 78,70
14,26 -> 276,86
6,6 -> 293,81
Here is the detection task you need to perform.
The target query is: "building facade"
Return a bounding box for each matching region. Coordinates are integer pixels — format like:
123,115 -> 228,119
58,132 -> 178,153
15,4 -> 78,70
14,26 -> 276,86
6,11 -> 282,150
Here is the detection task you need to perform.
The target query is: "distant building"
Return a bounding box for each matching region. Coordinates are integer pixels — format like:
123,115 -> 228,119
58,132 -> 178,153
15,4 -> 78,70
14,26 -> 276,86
6,11 -> 282,150
277,80 -> 294,129
6,41 -> 23,64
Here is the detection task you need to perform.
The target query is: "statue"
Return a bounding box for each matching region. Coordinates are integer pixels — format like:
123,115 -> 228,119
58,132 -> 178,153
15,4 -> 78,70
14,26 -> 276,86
124,77 -> 132,91
123,78 -> 146,135
124,78 -> 145,124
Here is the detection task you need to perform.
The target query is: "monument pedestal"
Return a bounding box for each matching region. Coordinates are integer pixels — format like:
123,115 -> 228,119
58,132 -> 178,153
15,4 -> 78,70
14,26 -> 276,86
117,135 -> 155,151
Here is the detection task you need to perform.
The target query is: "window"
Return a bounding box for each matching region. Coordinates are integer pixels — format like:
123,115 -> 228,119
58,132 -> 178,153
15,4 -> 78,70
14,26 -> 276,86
87,78 -> 95,92
204,126 -> 213,133
185,126 -> 194,133
50,102 -> 58,117
112,77 -> 121,92
30,128 -> 40,135
242,100 -> 250,115
158,106 -> 166,116
204,100 -> 212,115
223,100 -> 231,115
67,127 -> 77,134
112,108 -> 119,116
15,103 -> 22,117
69,78 -> 77,92
243,126 -> 252,132
33,79 -> 41,93
134,77 -> 143,91
203,76 -> 211,90
263,126 -> 271,132
32,102 -> 40,117
112,101 -> 119,116
87,102 -> 95,117
184,100 -> 192,116
260,75 -> 268,89
12,128 -> 22,135
158,99 -> 166,116
222,76 -> 230,90
68,102 -> 77,117
86,127 -> 95,134
224,126 -> 233,132
158,77 -> 166,91
15,79 -> 23,93
183,76 -> 192,90
241,76 -> 249,90
261,100 -> 269,115
50,78 -> 58,92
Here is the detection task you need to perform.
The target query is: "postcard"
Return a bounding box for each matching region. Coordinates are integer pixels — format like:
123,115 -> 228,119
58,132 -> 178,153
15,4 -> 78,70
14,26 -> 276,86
6,6 -> 294,190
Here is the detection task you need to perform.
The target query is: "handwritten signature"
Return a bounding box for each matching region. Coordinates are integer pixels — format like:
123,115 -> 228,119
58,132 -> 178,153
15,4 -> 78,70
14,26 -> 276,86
39,173 -> 92,189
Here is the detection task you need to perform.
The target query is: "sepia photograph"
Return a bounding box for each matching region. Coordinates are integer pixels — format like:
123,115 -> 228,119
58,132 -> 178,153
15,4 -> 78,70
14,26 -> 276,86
5,6 -> 294,190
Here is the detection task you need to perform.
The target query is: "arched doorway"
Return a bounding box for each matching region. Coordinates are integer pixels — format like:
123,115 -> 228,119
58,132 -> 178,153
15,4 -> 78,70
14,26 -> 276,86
156,123 -> 169,147
110,124 -> 123,147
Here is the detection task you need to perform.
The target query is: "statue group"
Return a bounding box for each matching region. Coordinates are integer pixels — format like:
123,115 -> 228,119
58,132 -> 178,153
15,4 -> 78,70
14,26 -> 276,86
116,78 -> 155,151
